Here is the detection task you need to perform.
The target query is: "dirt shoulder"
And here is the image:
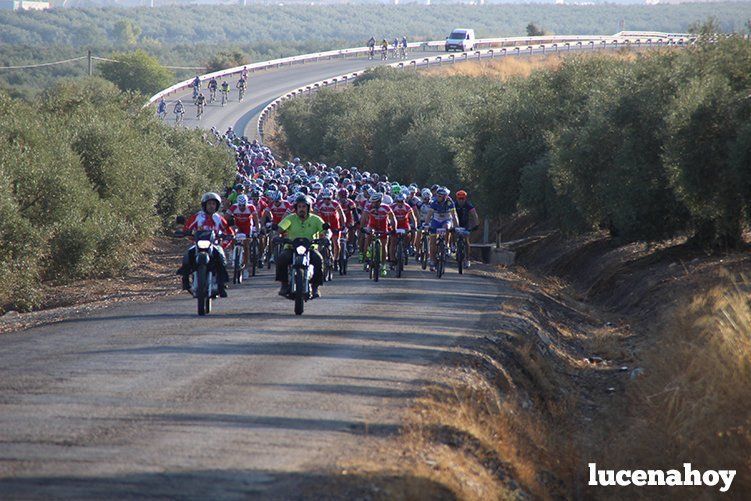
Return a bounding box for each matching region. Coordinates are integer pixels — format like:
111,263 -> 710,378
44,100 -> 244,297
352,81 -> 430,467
326,226 -> 750,499
0,237 -> 183,335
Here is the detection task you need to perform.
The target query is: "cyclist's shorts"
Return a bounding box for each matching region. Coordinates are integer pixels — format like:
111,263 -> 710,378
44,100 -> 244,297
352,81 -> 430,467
429,219 -> 452,235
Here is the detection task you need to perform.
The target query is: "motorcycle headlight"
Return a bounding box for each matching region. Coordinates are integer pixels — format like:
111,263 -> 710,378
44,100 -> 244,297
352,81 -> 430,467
296,245 -> 307,255
197,240 -> 212,250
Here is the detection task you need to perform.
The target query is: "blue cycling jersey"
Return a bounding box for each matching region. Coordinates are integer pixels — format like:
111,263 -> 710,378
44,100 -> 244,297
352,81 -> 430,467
429,198 -> 455,223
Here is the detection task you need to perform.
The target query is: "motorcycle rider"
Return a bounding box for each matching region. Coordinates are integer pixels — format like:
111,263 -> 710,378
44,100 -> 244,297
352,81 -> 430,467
177,192 -> 233,298
274,194 -> 327,299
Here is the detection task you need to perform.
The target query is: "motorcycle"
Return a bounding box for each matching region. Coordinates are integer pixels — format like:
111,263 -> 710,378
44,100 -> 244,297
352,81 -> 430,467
176,220 -> 230,316
277,237 -> 322,315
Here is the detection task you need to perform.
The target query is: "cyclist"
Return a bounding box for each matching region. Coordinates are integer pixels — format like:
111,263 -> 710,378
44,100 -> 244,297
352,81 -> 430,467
363,192 -> 396,277
156,97 -> 167,119
208,77 -> 218,101
241,66 -> 249,80
367,36 -> 376,59
315,188 -> 347,267
389,192 -> 417,267
227,183 -> 245,206
426,187 -> 459,272
237,77 -> 247,101
228,194 -> 259,280
380,38 -> 389,60
220,81 -> 230,102
454,190 -> 479,269
173,100 -> 185,123
392,37 -> 399,57
177,192 -> 233,298
191,74 -> 201,102
337,187 -> 358,252
195,92 -> 206,117
275,195 -> 327,299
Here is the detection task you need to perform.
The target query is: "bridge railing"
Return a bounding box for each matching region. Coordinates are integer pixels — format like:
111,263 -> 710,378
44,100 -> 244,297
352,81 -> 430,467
146,31 -> 692,107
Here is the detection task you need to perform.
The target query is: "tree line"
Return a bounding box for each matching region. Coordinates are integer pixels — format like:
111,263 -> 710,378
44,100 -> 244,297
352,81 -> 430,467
276,37 -> 751,250
2,3 -> 750,96
0,78 -> 234,313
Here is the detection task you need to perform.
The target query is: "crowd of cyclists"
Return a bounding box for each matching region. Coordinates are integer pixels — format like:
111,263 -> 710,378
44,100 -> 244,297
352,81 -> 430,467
367,35 -> 410,60
156,66 -> 252,124
177,128 -> 481,300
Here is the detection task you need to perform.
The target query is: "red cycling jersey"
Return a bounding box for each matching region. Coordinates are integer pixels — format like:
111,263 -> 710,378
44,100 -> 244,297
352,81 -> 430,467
315,199 -> 343,231
391,202 -> 415,230
265,201 -> 292,224
338,197 -> 358,226
184,211 -> 234,249
228,203 -> 257,235
364,204 -> 394,233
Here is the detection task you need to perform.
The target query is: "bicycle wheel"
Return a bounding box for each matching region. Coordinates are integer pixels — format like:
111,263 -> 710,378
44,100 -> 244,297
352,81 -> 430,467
396,238 -> 404,278
233,247 -> 242,284
457,237 -> 464,275
436,240 -> 445,279
249,240 -> 258,277
421,235 -> 428,270
372,242 -> 380,282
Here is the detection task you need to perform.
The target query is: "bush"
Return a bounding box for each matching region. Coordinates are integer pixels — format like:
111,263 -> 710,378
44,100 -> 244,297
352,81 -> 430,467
0,79 -> 233,312
99,50 -> 174,96
276,38 -> 751,248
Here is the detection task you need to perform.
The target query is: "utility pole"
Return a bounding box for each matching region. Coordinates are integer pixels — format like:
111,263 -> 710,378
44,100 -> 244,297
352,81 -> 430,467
87,49 -> 92,76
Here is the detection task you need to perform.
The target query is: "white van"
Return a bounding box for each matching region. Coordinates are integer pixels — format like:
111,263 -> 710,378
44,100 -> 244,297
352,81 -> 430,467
445,28 -> 476,52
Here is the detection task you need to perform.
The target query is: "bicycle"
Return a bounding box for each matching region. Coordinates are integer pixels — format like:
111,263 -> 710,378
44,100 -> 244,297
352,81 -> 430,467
338,229 -> 349,275
196,103 -> 204,120
394,228 -> 409,278
368,46 -> 375,60
221,90 -> 229,106
175,111 -> 184,126
209,87 -> 217,103
435,227 -> 448,279
399,46 -> 407,59
418,224 -> 429,270
381,46 -> 388,61
238,86 -> 246,102
455,227 -> 470,275
232,232 -> 246,284
365,230 -> 387,282
247,229 -> 260,277
319,232 -> 334,282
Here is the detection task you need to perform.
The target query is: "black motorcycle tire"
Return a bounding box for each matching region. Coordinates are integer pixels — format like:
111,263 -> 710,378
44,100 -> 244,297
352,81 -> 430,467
197,265 -> 211,315
294,270 -> 305,316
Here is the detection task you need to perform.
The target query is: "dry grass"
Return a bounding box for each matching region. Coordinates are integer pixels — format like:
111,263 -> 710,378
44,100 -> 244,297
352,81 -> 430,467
604,273 -> 751,497
424,50 -> 638,81
424,55 -> 562,80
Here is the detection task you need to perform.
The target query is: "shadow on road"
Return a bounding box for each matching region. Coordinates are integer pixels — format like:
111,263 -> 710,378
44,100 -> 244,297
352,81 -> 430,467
0,469 -> 456,500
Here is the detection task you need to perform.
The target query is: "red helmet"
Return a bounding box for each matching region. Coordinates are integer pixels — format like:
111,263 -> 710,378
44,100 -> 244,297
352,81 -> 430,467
338,188 -> 348,198
456,190 -> 468,200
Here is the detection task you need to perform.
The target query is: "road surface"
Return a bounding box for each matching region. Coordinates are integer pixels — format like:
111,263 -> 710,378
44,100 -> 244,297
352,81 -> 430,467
0,263 -> 506,498
165,54 -> 402,138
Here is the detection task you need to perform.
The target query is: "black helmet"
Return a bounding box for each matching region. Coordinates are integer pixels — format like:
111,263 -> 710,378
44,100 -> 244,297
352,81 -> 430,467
294,194 -> 312,208
234,183 -> 245,192
201,192 -> 222,212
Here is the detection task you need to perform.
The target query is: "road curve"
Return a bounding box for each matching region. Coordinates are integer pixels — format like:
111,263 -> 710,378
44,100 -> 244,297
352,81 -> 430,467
0,263 -> 508,497
165,55 -> 398,138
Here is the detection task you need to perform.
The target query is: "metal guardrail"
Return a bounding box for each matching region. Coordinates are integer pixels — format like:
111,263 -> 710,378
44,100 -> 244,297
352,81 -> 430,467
145,31 -> 692,108
254,33 -> 694,141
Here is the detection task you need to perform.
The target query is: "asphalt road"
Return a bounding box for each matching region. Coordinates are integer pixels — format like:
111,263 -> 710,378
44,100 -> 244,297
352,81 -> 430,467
163,53 -> 402,138
0,263 -> 507,498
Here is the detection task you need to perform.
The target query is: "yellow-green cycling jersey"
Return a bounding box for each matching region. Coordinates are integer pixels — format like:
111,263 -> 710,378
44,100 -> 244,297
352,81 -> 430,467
278,213 -> 325,247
